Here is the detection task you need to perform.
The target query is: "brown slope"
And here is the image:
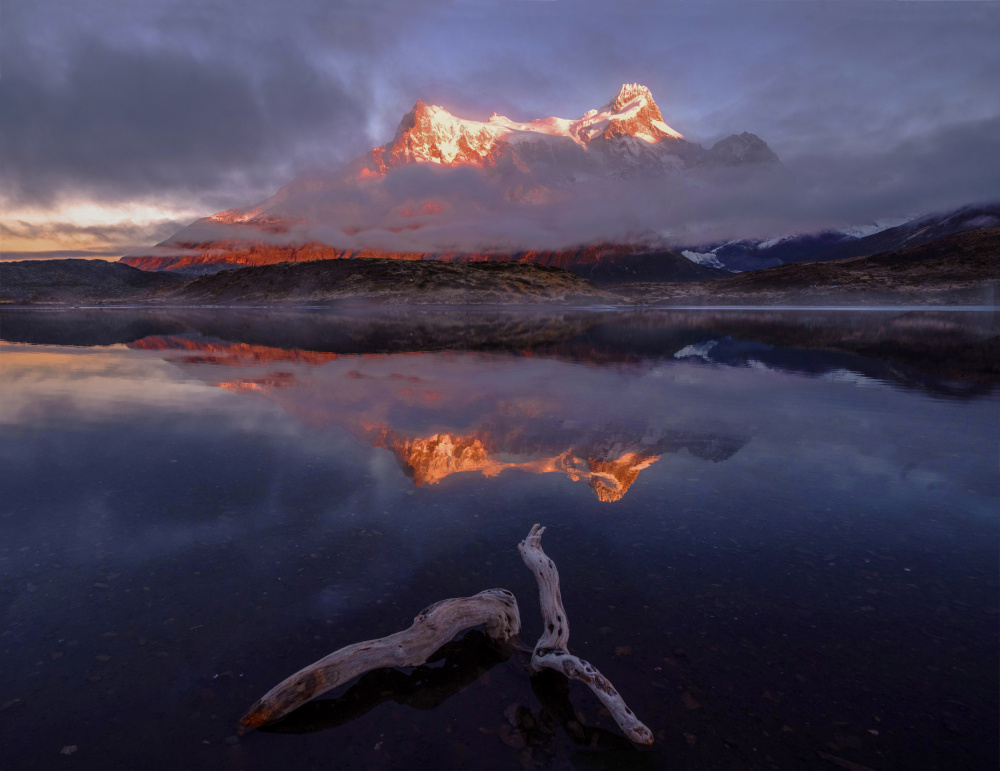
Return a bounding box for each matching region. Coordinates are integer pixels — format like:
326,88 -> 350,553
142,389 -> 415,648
161,257 -> 613,305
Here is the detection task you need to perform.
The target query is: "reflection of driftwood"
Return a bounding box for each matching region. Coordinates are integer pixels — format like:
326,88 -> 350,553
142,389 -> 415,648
241,526 -> 652,746
260,630 -> 509,734
240,589 -> 520,731
529,668 -> 636,751
519,524 -> 654,746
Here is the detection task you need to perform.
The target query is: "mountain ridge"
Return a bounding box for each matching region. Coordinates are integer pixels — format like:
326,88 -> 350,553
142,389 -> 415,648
7,225 -> 996,306
682,203 -> 1000,273
628,226 -> 999,305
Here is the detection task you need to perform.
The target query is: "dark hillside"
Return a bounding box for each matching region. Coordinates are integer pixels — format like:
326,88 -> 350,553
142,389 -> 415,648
166,257 -> 612,305
629,227 -> 999,306
0,259 -> 186,304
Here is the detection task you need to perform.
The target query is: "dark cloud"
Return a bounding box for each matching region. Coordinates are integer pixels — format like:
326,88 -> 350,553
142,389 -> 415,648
0,4 -> 376,210
2,0 -> 998,247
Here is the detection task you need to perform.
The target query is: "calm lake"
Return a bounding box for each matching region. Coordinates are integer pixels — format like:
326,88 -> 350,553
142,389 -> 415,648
1,307 -> 997,770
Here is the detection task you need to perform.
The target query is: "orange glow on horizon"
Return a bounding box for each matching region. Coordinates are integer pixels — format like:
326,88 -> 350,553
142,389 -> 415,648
0,200 -> 206,259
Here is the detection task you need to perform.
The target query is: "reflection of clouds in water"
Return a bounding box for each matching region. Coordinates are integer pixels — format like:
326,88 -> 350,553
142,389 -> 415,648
0,345 -> 230,425
365,451 -> 410,497
4,471 -> 253,573
309,552 -> 417,622
821,369 -> 883,389
651,355 -> 994,496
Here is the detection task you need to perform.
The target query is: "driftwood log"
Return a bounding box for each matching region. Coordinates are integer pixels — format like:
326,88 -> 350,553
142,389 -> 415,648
259,630 -> 510,734
518,524 -> 654,745
240,588 -> 520,730
241,526 -> 652,746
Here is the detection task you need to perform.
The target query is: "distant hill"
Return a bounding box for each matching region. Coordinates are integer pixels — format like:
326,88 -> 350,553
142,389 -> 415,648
119,241 -> 729,284
683,203 -> 1000,273
163,257 -> 612,305
630,227 -> 999,305
0,259 -> 186,304
5,227 -> 994,307
819,204 -> 1000,262
549,248 -> 730,284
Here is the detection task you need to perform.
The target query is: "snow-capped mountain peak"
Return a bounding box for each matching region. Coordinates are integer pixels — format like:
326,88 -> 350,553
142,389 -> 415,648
606,83 -> 655,113
586,82 -> 683,143
360,84 -> 687,176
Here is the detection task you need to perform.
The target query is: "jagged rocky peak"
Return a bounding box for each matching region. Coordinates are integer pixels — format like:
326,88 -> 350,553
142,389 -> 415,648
606,83 -> 658,116
400,99 -> 449,135
366,82 -> 690,175
593,82 -> 680,142
377,99 -> 503,169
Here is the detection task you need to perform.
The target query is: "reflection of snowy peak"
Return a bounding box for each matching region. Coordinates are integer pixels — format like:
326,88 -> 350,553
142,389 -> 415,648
372,422 -> 744,503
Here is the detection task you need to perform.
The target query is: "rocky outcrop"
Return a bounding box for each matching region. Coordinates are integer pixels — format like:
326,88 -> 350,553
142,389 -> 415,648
706,132 -> 780,166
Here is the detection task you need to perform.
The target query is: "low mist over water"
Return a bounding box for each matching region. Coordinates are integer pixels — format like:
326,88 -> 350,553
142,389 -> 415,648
1,308 -> 997,769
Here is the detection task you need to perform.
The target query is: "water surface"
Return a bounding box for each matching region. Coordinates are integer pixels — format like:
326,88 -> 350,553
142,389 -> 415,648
1,308 -> 997,769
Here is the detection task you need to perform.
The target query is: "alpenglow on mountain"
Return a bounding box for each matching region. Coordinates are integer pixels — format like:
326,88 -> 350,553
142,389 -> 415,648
122,84 -> 780,275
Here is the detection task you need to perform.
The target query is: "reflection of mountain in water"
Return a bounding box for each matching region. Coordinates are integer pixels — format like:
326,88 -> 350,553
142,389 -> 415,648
121,334 -> 751,502
132,335 -> 344,366
108,323 -> 996,494
371,427 -> 743,502
372,429 -> 662,502
210,363 -> 748,501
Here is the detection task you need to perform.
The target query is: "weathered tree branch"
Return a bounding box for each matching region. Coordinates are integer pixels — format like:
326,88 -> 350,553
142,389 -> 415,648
240,588 -> 520,731
518,524 -> 654,746
260,630 -> 510,734
241,526 -> 652,747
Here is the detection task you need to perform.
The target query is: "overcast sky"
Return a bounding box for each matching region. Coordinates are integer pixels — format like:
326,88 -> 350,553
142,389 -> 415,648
2,0 -> 998,258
